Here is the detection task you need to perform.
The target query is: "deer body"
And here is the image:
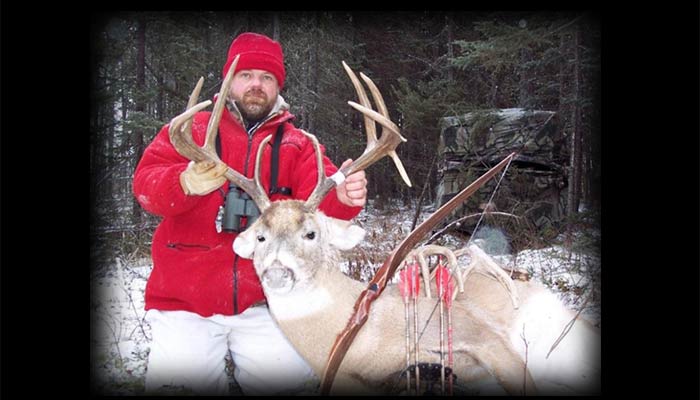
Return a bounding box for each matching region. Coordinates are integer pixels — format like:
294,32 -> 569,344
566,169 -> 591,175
234,201 -> 541,395
268,270 -> 531,395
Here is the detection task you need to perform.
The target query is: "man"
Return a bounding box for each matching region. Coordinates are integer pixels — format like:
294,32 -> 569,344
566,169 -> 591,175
133,32 -> 367,395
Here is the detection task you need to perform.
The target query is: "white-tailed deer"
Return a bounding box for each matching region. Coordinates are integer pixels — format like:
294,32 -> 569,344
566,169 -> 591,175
169,58 -> 600,395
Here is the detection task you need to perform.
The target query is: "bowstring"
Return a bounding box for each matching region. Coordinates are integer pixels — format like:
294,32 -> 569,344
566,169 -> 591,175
414,154 -> 515,351
465,155 -> 515,248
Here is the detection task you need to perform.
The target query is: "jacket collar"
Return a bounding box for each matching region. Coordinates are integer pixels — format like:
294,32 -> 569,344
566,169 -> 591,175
223,94 -> 291,135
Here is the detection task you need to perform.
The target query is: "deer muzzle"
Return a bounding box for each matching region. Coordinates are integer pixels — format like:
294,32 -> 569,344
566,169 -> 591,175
261,266 -> 296,292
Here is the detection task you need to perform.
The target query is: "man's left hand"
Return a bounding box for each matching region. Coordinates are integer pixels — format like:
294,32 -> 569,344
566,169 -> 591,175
335,159 -> 367,207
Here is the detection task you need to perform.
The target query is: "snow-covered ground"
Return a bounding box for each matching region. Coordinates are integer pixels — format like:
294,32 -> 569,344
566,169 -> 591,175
91,256 -> 152,395
90,200 -> 600,395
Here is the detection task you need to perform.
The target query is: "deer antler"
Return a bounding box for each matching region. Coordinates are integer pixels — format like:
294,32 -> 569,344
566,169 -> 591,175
168,55 -> 271,211
454,244 -> 520,308
408,245 -> 465,300
304,62 -> 412,210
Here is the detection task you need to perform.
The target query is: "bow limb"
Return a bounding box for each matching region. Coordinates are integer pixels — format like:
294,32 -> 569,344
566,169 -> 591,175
320,152 -> 517,394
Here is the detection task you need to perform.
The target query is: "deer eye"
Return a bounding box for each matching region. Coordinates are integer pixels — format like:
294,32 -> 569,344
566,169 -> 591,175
304,231 -> 316,240
257,235 -> 266,242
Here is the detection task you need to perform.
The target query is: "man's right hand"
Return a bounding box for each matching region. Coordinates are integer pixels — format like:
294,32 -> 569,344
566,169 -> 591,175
180,160 -> 228,196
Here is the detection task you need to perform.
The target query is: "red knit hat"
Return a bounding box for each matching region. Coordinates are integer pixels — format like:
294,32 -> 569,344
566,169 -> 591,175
222,32 -> 286,89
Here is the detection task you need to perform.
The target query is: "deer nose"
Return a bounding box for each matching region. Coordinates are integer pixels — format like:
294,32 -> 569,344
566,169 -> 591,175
261,267 -> 296,289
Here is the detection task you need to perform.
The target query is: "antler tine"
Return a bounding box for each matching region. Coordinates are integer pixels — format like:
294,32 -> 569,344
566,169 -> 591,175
249,135 -> 273,211
358,73 -> 412,188
407,248 -> 435,299
168,54 -> 271,212
455,245 -> 520,308
342,61 -> 378,152
204,54 -> 239,154
410,245 -> 464,299
300,130 -> 331,210
425,245 -> 464,300
168,98 -> 212,163
181,77 -> 205,135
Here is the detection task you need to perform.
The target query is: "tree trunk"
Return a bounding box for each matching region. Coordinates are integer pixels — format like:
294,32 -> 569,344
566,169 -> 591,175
90,95 -> 101,230
272,13 -> 280,41
134,18 -> 146,157
157,66 -> 164,120
566,22 -> 582,220
580,18 -> 600,213
582,105 -> 590,207
518,45 -> 534,108
557,32 -> 569,122
411,152 -> 439,230
586,24 -> 601,213
132,17 -> 147,227
518,18 -> 533,109
489,76 -> 500,108
306,12 -> 320,134
445,13 -> 454,82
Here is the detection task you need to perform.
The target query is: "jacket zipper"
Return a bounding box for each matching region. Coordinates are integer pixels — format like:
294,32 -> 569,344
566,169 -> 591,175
166,243 -> 211,251
232,130 -> 254,315
232,112 -> 281,314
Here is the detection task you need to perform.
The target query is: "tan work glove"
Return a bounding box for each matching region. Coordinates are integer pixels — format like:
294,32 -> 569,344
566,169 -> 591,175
180,160 -> 228,196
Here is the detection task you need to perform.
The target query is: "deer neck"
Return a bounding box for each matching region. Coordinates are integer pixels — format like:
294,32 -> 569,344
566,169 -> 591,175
263,265 -> 365,374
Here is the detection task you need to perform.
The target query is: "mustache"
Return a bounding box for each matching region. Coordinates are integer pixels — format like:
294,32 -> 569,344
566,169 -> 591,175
244,89 -> 267,99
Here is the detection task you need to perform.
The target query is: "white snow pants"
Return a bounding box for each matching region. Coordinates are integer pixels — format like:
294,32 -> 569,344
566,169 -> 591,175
144,306 -> 316,395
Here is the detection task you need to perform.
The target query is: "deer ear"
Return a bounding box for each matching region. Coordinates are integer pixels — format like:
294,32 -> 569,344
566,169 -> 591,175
328,219 -> 365,250
233,230 -> 255,259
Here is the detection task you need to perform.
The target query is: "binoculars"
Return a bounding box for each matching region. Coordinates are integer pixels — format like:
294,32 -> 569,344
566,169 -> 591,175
219,184 -> 260,233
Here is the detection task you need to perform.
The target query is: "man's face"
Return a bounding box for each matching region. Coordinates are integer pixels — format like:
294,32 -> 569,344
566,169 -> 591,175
229,69 -> 279,122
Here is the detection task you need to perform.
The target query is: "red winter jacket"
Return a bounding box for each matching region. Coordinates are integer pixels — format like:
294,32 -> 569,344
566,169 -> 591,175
133,98 -> 362,317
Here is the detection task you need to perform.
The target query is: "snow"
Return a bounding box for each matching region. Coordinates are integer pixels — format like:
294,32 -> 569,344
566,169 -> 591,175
91,257 -> 151,394
90,199 -> 601,395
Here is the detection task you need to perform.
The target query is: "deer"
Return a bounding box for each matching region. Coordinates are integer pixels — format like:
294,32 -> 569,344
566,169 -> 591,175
167,56 -> 601,395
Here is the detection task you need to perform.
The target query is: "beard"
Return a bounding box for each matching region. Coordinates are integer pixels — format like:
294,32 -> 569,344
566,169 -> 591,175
236,89 -> 275,123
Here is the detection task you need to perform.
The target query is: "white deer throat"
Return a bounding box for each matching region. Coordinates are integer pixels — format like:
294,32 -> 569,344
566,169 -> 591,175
266,286 -> 333,321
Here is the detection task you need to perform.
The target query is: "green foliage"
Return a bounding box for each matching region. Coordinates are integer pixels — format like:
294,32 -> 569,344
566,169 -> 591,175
123,111 -> 165,141
394,78 -> 446,131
